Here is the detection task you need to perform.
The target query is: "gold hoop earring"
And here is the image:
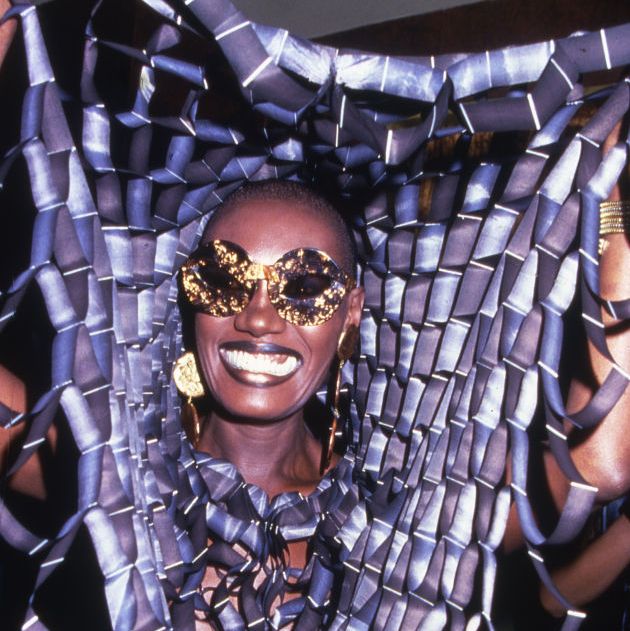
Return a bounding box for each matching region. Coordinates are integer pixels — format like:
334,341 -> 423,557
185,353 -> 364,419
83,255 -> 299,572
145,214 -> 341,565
321,324 -> 359,474
173,351 -> 204,446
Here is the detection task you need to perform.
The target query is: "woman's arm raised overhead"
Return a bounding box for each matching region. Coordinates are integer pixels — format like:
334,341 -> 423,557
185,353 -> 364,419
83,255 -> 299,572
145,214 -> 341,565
0,0 -> 16,69
0,365 -> 56,500
503,121 -> 630,552
560,122 -> 630,504
539,507 -> 630,617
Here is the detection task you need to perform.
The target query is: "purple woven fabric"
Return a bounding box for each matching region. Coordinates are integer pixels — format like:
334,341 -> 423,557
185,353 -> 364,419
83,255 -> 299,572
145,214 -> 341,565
1,1 -> 629,629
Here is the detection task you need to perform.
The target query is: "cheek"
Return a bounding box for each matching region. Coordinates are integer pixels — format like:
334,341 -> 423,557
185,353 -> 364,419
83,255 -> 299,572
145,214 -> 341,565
191,312 -> 345,421
194,314 -> 218,352
195,313 -> 221,348
299,318 -> 344,375
193,314 -> 225,380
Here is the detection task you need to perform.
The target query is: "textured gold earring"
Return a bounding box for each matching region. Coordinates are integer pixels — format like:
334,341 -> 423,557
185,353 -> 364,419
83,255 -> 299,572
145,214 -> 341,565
173,351 -> 204,446
321,324 -> 359,474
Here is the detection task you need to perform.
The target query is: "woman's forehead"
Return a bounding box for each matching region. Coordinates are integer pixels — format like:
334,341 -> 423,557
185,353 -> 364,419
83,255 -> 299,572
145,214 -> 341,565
204,198 -> 345,264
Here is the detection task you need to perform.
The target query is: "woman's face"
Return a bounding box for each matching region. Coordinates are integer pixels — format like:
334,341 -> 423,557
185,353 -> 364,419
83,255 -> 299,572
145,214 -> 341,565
193,198 -> 363,423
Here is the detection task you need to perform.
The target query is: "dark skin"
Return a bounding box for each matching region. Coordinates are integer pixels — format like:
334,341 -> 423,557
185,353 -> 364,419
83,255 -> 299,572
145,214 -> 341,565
502,123 -> 630,555
534,123 -> 630,615
0,198 -> 365,501
0,11 -> 627,611
0,0 -> 15,68
194,198 -> 364,499
190,199 -> 364,624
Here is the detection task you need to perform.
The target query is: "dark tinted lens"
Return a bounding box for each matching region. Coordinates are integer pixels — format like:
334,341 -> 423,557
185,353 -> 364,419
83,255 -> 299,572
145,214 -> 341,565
270,248 -> 351,325
283,273 -> 333,300
180,251 -> 252,317
197,261 -> 244,292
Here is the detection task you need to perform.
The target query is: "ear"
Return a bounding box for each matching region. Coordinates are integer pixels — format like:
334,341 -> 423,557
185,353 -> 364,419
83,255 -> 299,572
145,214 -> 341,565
343,286 -> 364,332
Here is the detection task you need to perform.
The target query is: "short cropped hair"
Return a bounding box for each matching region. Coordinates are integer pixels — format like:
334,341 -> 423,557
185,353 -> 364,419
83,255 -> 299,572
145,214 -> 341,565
204,180 -> 357,274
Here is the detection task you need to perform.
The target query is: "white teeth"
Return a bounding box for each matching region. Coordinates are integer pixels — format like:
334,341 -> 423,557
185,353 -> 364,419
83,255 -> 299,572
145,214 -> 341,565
224,349 -> 299,377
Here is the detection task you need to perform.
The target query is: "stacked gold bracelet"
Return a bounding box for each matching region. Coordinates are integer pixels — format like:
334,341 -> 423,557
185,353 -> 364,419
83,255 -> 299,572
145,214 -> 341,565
599,200 -> 630,254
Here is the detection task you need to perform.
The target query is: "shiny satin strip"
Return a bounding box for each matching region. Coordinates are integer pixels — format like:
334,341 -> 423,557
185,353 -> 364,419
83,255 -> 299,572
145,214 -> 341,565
0,1 -> 629,630
168,452 -> 358,628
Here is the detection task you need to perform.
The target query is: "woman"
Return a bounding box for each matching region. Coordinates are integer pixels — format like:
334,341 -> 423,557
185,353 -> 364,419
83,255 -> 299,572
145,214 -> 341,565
170,180 -> 364,628
2,1 -> 630,629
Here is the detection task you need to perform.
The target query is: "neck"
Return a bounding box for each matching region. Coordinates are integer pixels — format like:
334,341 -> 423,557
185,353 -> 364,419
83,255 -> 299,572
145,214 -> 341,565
198,410 -> 321,497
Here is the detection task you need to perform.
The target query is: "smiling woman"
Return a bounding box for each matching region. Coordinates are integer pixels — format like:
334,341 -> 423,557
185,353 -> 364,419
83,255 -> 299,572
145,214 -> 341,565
188,183 -> 363,477
172,180 -> 364,627
3,1 -> 630,629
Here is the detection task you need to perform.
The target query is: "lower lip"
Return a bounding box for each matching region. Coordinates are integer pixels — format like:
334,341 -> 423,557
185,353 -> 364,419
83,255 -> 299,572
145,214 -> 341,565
219,349 -> 301,387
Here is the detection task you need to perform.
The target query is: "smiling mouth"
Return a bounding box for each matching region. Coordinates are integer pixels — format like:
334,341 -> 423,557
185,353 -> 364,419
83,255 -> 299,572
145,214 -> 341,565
219,342 -> 302,383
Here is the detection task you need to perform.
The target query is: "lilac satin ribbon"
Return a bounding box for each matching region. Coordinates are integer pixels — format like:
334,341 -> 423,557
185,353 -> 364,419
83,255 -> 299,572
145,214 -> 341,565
1,1 -> 629,629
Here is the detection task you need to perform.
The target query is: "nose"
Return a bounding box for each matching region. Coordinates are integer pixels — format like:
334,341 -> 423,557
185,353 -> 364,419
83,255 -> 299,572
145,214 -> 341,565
233,281 -> 286,337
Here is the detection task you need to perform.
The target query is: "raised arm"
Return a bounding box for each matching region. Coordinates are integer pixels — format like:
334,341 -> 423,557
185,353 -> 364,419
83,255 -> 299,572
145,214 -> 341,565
0,2 -> 55,502
532,124 -> 630,616
0,0 -> 16,68
558,123 -> 630,504
503,122 -> 630,552
0,366 -> 55,500
539,507 -> 630,617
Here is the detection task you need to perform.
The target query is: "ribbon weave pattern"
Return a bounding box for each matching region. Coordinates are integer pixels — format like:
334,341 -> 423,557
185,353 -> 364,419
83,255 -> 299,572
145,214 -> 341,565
1,1 -> 629,629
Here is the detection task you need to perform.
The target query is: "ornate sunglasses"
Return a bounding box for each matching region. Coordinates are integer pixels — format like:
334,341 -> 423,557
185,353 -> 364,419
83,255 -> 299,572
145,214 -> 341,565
180,239 -> 356,326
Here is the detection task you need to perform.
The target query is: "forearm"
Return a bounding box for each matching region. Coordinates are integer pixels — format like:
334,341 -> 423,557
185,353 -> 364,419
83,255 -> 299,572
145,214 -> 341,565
568,181 -> 630,502
0,365 -> 54,500
0,0 -> 16,69
540,513 -> 630,617
504,140 -> 630,551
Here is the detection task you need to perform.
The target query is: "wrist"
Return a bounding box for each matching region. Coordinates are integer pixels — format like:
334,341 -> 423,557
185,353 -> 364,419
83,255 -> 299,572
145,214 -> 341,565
599,200 -> 630,255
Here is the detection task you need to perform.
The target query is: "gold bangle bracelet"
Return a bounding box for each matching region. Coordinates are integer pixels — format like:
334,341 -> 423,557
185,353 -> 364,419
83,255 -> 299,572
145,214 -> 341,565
600,200 -> 630,211
599,200 -> 630,237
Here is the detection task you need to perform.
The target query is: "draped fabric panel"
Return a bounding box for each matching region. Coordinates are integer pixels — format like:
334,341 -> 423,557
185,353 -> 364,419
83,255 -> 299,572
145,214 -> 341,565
1,1 -> 629,628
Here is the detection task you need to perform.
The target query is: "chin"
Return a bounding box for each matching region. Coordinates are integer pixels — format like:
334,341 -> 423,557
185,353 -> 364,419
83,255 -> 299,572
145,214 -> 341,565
219,403 -> 301,424
214,385 -> 306,424
202,355 -> 328,424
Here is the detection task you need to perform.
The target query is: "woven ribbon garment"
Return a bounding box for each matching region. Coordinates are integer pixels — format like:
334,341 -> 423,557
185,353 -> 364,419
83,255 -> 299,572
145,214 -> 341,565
1,0 -> 630,629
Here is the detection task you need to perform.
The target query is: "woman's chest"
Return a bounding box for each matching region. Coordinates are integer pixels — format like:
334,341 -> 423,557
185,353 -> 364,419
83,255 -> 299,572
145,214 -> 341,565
194,538 -> 309,630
